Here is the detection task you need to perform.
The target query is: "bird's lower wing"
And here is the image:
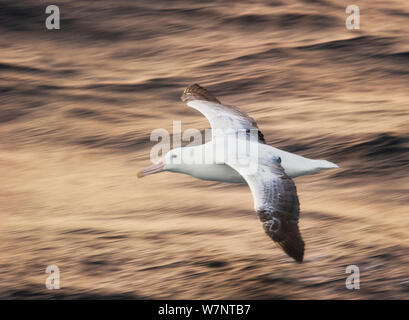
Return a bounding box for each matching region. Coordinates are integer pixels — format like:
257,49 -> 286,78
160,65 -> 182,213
226,158 -> 305,262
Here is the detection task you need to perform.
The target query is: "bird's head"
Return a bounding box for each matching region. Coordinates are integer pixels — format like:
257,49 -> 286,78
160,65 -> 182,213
137,147 -> 197,178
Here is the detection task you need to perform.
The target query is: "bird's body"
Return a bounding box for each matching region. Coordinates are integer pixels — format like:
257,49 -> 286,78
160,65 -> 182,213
138,84 -> 339,262
164,140 -> 337,183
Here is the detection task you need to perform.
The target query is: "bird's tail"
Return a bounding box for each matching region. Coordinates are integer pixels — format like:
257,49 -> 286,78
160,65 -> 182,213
313,159 -> 339,170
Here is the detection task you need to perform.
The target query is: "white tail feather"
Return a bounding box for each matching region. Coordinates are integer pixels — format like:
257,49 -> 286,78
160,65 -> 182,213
314,159 -> 339,170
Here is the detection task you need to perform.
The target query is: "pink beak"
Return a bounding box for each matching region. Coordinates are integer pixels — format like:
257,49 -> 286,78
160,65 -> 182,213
137,161 -> 164,178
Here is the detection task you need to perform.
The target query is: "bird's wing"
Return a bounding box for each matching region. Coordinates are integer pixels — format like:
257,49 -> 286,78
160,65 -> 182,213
181,84 -> 266,143
225,156 -> 305,262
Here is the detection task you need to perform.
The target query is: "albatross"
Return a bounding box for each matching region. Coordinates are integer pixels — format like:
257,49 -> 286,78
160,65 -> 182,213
138,84 -> 339,262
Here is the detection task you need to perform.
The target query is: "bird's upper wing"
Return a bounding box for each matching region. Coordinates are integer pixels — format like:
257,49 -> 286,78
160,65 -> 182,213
181,84 -> 266,143
225,156 -> 305,262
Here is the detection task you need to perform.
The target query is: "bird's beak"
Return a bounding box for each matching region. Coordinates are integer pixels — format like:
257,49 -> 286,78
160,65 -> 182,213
137,161 -> 164,178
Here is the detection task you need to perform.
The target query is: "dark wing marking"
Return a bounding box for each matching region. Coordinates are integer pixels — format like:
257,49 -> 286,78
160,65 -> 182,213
181,83 -> 221,104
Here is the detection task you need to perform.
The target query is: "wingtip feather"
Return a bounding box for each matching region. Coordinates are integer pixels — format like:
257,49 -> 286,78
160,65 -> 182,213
181,84 -> 221,103
276,230 -> 305,263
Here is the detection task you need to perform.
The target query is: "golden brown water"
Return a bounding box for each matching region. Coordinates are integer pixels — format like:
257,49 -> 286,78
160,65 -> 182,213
1,0 -> 409,299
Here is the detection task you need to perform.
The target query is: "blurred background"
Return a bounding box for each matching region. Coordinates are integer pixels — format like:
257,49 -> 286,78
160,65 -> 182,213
1,0 -> 408,299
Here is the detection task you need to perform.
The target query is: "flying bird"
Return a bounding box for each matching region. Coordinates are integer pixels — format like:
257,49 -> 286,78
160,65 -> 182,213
138,84 -> 339,262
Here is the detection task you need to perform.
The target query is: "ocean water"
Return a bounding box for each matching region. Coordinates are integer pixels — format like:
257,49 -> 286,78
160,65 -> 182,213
1,0 -> 408,299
